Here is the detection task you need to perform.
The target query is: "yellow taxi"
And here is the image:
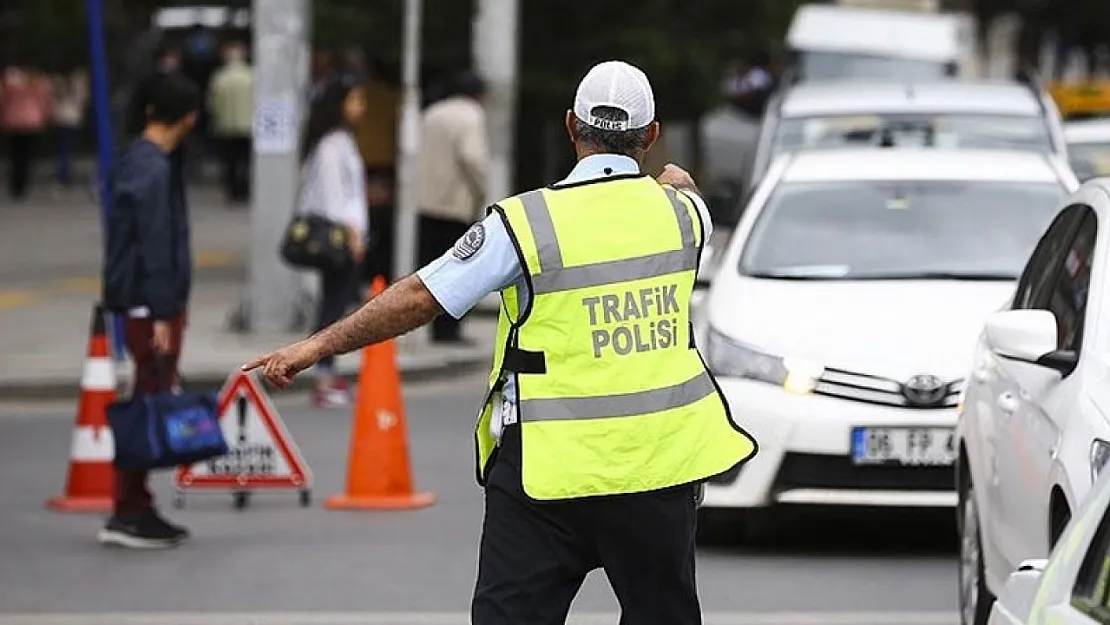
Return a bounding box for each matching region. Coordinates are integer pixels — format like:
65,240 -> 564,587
1048,80 -> 1110,121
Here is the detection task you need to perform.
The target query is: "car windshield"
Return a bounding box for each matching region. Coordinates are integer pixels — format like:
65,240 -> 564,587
774,114 -> 1052,155
739,180 -> 1065,280
798,51 -> 950,81
1069,141 -> 1110,179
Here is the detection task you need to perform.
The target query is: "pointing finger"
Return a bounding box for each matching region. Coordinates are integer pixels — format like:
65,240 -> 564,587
241,354 -> 269,371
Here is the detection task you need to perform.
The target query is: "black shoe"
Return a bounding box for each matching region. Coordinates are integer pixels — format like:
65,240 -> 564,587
145,509 -> 190,542
96,510 -> 187,549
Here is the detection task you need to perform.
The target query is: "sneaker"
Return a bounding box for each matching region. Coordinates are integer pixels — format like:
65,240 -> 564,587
146,509 -> 190,542
311,380 -> 351,409
96,510 -> 187,549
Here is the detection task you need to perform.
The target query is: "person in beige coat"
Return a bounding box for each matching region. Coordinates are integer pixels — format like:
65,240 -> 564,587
207,42 -> 254,202
416,71 -> 489,344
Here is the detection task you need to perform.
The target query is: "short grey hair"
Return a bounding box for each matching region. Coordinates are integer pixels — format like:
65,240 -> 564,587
572,106 -> 651,159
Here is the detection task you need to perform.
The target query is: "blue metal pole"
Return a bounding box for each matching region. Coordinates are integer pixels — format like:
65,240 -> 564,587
84,0 -> 127,361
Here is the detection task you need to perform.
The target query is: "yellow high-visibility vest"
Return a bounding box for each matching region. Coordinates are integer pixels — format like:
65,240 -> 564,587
473,174 -> 757,500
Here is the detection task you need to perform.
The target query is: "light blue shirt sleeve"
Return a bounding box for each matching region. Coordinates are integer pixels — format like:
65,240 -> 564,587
415,212 -> 523,320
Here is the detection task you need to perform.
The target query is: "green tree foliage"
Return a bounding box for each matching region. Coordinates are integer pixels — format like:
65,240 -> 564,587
518,0 -> 807,119
2,0 -> 88,71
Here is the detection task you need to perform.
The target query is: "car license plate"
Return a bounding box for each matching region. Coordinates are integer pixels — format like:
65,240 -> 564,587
851,427 -> 956,466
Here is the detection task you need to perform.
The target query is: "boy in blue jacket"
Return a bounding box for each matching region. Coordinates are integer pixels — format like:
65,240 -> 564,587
100,73 -> 198,549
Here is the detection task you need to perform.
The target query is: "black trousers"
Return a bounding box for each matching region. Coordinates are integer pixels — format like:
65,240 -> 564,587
219,136 -> 251,202
364,206 -> 395,284
418,214 -> 470,342
315,261 -> 359,370
6,132 -> 37,199
473,426 -> 702,625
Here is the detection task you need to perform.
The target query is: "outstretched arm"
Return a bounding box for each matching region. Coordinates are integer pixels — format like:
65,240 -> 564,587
245,211 -> 523,389
313,274 -> 442,359
243,275 -> 443,388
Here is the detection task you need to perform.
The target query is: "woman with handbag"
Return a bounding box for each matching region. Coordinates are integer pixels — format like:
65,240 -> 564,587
293,79 -> 369,408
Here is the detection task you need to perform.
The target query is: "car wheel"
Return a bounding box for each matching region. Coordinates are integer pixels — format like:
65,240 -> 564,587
958,475 -> 995,625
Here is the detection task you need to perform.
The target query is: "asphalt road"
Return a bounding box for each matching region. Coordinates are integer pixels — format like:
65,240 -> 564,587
0,373 -> 959,625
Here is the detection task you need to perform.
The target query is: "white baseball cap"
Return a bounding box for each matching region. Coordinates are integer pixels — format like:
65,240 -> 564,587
572,61 -> 656,132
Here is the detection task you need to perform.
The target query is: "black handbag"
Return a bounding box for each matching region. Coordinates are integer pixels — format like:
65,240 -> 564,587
280,212 -> 353,272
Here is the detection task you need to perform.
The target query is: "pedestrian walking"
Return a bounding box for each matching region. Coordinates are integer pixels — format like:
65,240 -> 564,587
207,41 -> 253,203
50,67 -> 89,191
245,60 -> 757,624
0,64 -> 52,200
99,73 -> 199,549
416,70 -> 490,344
295,80 -> 370,409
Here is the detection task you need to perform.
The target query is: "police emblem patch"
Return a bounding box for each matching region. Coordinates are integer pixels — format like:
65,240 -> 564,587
452,223 -> 486,260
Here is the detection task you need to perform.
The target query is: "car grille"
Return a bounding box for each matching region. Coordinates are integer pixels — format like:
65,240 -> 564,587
774,453 -> 955,492
814,368 -> 964,409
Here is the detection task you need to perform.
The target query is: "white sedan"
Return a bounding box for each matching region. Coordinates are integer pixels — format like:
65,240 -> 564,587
958,178 -> 1110,625
696,147 -> 1076,539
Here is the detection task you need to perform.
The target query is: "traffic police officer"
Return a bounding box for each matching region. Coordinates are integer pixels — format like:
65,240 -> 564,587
245,60 -> 757,624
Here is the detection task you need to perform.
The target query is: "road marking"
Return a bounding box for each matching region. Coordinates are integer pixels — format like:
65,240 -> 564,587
0,291 -> 40,310
56,277 -> 101,294
195,250 -> 241,269
0,251 -> 241,310
0,611 -> 957,625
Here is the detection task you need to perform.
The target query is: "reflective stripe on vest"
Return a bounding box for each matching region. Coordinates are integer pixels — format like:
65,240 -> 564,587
521,371 -> 716,422
521,187 -> 701,295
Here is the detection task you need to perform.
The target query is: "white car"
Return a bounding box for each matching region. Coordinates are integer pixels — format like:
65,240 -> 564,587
957,178 -> 1110,625
751,80 -> 1069,190
1065,119 -> 1110,182
987,444 -> 1110,625
696,147 -> 1077,538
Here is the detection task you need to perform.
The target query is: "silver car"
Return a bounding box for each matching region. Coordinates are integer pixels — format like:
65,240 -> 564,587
750,80 -> 1070,191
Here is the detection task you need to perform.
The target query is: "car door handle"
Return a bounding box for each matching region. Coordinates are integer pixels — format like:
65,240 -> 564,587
997,392 -> 1021,414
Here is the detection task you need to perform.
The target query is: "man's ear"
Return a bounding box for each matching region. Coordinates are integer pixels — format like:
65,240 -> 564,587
642,121 -> 660,153
565,110 -> 578,144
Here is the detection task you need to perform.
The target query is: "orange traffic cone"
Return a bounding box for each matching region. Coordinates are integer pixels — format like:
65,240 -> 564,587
47,304 -> 117,513
324,276 -> 435,511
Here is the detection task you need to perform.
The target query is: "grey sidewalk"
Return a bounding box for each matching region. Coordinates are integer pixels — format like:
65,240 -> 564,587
0,188 -> 498,399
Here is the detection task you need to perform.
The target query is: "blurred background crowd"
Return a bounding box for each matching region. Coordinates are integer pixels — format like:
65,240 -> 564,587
1,0 -> 1107,202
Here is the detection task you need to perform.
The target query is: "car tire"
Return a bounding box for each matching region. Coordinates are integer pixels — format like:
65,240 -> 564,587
958,474 -> 995,625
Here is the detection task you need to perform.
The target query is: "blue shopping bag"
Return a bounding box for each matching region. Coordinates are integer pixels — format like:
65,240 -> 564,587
108,389 -> 228,470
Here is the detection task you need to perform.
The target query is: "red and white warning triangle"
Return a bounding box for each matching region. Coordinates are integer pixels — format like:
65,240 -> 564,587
176,371 -> 312,489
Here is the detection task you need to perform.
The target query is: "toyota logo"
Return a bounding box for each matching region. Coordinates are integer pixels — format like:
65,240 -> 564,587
903,374 -> 947,407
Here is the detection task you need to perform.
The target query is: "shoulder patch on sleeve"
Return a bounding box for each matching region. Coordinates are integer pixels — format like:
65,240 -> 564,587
452,223 -> 487,260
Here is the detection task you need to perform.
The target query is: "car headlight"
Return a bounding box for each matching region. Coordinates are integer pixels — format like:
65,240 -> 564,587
706,328 -> 825,394
1091,439 -> 1110,483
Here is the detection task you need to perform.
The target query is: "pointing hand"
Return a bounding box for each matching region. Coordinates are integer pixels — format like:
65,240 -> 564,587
242,339 -> 324,389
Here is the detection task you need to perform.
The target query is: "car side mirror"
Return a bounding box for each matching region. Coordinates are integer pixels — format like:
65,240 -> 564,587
995,558 -> 1047,619
985,310 -> 1077,376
